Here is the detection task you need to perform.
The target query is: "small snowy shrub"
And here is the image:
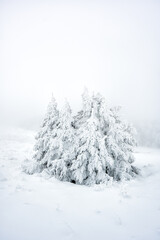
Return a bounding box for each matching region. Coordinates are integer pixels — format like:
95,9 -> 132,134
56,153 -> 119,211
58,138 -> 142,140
26,89 -> 139,185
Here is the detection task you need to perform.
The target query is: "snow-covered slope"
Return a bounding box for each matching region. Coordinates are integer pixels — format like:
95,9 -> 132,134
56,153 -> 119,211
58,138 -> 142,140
0,128 -> 160,240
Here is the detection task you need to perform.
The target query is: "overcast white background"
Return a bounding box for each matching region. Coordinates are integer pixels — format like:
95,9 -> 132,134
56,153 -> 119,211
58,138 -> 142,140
0,0 -> 160,130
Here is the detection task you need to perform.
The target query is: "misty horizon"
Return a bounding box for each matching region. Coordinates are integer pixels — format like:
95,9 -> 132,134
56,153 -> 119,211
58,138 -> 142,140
0,0 -> 160,144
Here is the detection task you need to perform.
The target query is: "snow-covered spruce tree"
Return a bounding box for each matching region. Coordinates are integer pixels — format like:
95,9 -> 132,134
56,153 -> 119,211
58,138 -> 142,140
104,106 -> 138,181
47,100 -> 76,181
31,95 -> 59,173
78,91 -> 138,182
70,108 -> 113,185
72,90 -> 138,184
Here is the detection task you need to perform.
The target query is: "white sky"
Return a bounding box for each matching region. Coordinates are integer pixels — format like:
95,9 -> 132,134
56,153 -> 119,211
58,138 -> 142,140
0,0 -> 160,128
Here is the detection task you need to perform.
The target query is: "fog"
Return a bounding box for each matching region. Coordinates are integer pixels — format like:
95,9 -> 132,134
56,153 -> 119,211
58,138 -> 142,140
0,0 -> 160,145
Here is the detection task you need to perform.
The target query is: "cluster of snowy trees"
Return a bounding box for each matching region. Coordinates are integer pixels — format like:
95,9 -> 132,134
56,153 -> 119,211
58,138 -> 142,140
25,89 -> 139,185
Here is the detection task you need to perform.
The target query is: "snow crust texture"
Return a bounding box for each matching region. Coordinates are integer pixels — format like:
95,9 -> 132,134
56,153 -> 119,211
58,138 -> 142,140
0,128 -> 160,240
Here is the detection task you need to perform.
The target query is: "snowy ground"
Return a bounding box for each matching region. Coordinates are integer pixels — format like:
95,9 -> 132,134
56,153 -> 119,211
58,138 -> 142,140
0,128 -> 160,240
